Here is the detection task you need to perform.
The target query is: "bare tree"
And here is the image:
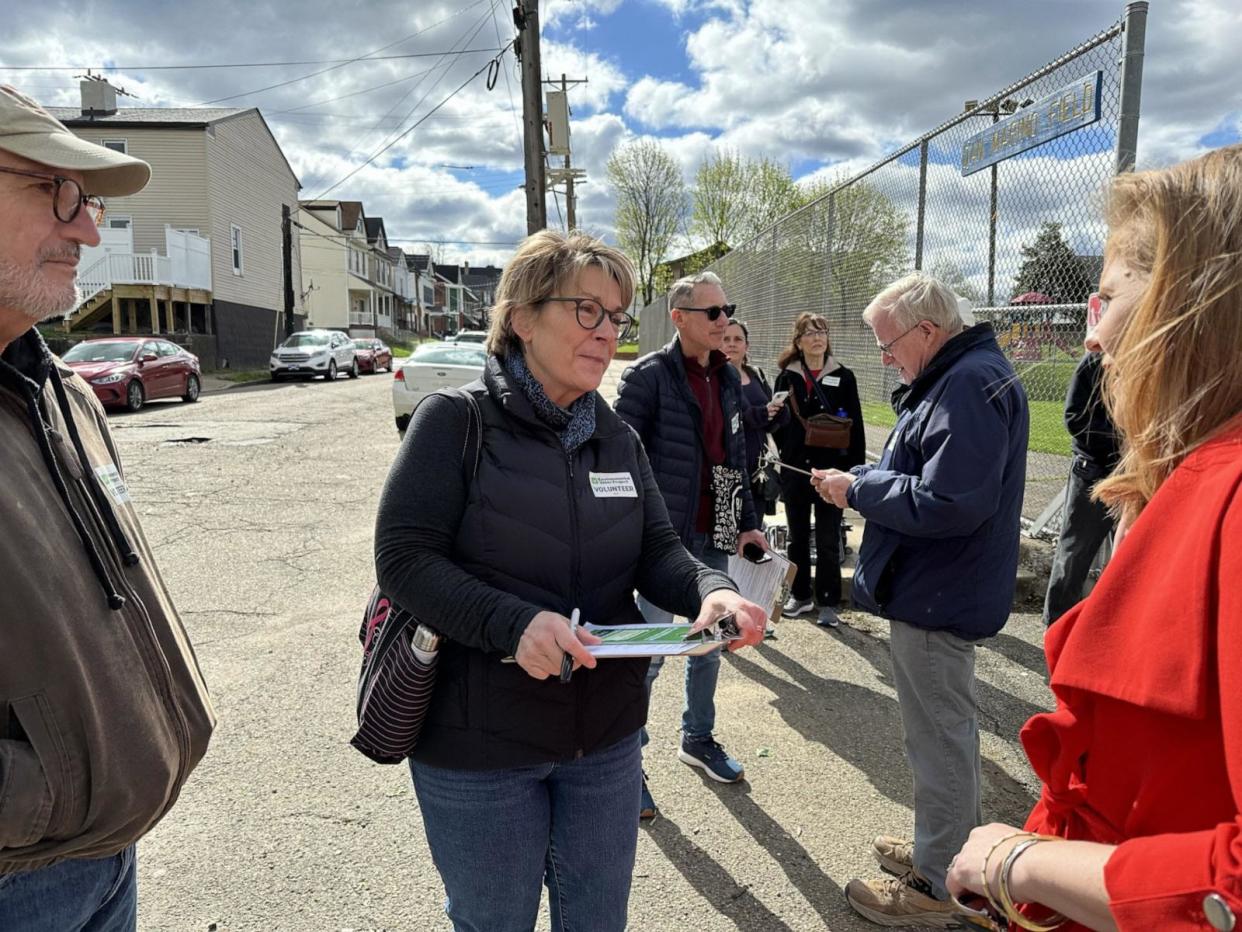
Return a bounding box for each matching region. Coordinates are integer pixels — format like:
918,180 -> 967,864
607,140 -> 686,306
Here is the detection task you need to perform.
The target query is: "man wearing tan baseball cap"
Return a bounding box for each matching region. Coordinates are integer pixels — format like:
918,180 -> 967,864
0,87 -> 215,931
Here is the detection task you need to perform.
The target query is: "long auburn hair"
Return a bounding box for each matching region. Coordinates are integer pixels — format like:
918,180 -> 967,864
1094,143 -> 1242,526
776,312 -> 832,369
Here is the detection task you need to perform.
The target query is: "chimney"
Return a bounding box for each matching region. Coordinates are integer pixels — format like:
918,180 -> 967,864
80,78 -> 117,117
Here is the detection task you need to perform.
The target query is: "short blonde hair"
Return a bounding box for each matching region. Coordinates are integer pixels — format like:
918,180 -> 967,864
1095,143 -> 1242,526
864,271 -> 965,336
486,230 -> 636,356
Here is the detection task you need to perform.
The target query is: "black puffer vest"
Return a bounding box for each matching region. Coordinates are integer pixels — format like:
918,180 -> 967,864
410,359 -> 653,769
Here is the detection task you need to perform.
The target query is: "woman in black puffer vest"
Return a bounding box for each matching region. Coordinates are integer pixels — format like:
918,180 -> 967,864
374,230 -> 766,931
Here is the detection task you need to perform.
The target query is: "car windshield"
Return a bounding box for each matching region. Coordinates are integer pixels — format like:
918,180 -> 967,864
453,332 -> 487,343
282,333 -> 329,348
411,345 -> 487,366
63,341 -> 138,363
352,339 -> 375,349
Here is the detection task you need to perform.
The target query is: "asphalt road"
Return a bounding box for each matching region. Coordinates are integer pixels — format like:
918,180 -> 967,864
111,365 -> 1054,932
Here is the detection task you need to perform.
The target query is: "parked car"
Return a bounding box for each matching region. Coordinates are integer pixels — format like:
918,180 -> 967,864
352,338 -> 393,374
451,330 -> 488,344
392,343 -> 487,432
270,330 -> 358,381
63,337 -> 201,413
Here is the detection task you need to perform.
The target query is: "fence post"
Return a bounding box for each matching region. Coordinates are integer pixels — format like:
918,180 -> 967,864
987,112 -> 999,306
914,140 -> 928,270
1116,1 -> 1148,173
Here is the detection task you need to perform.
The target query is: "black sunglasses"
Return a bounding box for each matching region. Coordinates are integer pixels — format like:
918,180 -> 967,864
675,303 -> 737,321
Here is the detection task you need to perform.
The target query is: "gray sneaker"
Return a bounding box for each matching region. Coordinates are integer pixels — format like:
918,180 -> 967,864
783,596 -> 814,617
816,605 -> 841,628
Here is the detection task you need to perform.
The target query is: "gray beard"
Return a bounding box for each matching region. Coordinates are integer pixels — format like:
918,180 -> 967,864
0,256 -> 81,325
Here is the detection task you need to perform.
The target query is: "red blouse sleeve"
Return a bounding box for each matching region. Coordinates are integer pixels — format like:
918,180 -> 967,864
1104,481 -> 1242,929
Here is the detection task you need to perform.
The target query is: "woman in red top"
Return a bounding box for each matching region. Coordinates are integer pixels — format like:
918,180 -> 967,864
946,145 -> 1242,931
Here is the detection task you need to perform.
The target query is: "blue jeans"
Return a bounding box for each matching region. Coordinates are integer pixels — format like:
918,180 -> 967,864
0,845 -> 137,931
409,733 -> 642,932
637,533 -> 730,744
888,621 -> 982,900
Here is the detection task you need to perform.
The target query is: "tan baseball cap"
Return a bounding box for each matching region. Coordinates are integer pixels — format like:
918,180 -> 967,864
0,85 -> 150,196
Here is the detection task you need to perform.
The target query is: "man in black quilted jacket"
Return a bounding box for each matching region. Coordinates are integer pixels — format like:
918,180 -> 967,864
615,271 -> 767,820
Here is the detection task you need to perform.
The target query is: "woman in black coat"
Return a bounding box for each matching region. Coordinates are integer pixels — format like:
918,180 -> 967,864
721,318 -> 789,520
772,312 -> 866,628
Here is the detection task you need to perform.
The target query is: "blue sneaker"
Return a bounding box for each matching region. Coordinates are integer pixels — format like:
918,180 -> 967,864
678,735 -> 744,783
639,773 -> 657,822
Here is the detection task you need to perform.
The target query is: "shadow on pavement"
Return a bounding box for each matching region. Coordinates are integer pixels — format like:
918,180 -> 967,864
644,814 -> 795,932
983,631 -> 1048,678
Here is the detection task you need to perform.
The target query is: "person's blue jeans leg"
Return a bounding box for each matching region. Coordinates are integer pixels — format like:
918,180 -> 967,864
410,733 -> 642,932
888,621 -> 982,901
636,534 -> 731,743
0,844 -> 137,932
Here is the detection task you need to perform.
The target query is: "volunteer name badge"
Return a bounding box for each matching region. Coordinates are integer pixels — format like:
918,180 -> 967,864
824,375 -> 841,387
590,472 -> 638,498
731,412 -> 741,434
95,464 -> 131,505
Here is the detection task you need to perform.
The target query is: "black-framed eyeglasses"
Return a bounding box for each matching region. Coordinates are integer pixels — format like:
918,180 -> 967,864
0,166 -> 106,224
543,296 -> 635,341
877,321 -> 928,356
674,303 -> 737,321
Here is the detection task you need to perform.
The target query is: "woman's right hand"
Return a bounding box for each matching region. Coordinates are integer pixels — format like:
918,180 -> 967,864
514,611 -> 601,680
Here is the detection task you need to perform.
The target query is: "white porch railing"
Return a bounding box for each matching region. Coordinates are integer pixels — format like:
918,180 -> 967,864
349,310 -> 376,327
74,228 -> 212,310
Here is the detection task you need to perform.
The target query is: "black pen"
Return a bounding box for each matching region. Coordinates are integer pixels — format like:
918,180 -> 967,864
559,608 -> 581,683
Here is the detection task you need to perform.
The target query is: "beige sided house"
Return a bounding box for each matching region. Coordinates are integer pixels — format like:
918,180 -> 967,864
50,80 -> 303,369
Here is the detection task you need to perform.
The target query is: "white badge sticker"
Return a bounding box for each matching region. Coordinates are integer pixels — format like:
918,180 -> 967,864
94,464 -> 131,505
824,375 -> 841,387
589,472 -> 638,498
731,412 -> 741,434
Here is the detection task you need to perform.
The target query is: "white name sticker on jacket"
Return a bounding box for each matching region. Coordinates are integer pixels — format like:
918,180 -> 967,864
589,472 -> 638,498
824,375 -> 842,387
94,464 -> 131,505
731,412 -> 741,434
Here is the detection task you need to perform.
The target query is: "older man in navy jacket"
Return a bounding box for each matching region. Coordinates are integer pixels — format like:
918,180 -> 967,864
813,272 -> 1029,928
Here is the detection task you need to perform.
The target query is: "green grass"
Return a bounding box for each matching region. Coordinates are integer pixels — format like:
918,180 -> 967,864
216,369 -> 270,384
860,400 -> 1069,457
617,341 -> 640,355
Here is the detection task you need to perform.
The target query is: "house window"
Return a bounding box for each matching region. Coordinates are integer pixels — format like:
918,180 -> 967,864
230,224 -> 244,275
106,215 -> 132,230
102,138 -> 128,154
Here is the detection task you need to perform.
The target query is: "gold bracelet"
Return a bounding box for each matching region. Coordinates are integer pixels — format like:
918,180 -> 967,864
997,837 -> 1068,932
979,831 -> 1033,919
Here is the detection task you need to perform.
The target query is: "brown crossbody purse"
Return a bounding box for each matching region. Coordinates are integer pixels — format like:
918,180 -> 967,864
788,371 -> 852,449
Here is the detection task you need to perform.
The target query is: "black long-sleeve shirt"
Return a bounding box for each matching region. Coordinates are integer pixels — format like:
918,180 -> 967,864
1065,352 -> 1120,469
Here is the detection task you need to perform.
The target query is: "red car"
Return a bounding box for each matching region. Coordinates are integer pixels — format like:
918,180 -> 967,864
352,338 -> 393,374
62,337 -> 202,412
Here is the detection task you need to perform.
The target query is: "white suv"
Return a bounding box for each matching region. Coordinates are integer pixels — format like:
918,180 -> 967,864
270,330 -> 359,381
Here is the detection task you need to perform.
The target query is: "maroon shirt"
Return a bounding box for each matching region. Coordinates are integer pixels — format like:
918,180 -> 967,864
683,350 -> 729,533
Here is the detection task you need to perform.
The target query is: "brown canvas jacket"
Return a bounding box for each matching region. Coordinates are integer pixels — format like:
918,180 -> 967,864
0,334 -> 214,874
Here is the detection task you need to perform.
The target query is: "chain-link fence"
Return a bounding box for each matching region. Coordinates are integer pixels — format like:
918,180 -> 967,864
639,8 -> 1147,533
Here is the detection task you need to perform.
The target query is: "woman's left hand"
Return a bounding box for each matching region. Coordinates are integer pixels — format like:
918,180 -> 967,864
946,822 -> 1027,900
765,399 -> 784,419
689,588 -> 767,651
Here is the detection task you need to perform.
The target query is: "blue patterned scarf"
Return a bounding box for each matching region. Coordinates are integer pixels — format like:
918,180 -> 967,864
503,351 -> 596,453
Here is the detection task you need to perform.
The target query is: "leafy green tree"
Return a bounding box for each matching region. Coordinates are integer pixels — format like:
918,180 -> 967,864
690,149 -> 802,250
606,139 -> 685,306
1011,221 -> 1094,305
928,258 -> 983,303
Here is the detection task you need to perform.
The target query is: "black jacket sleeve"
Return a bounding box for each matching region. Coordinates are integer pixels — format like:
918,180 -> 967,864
614,362 -> 655,446
374,393 -> 542,656
840,368 -> 867,469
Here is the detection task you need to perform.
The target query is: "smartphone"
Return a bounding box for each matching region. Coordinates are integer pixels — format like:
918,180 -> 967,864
770,390 -> 790,405
742,542 -> 772,563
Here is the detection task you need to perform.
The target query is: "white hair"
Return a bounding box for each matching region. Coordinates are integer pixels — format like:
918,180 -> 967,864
863,271 -> 965,335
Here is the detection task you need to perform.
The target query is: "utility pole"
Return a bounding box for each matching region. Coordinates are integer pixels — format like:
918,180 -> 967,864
544,74 -> 588,232
281,204 -> 295,339
514,1 -> 546,234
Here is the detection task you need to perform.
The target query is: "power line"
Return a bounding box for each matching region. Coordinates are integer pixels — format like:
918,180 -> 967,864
194,0 -> 490,105
1,49 -> 506,72
311,39 -> 513,199
489,0 -> 523,144
274,68 -> 435,114
292,221 -> 519,247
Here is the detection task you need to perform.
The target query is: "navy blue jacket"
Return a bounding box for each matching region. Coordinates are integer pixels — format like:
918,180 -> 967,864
614,336 -> 759,544
847,324 -> 1029,640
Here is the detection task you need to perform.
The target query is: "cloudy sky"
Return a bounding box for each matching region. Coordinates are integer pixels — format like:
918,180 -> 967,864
2,0 -> 1239,272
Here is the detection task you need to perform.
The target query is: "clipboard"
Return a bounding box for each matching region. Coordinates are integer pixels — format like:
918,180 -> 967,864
727,549 -> 797,623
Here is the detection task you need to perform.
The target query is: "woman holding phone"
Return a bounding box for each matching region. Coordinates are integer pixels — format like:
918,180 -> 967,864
721,319 -> 789,523
772,313 -> 866,628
